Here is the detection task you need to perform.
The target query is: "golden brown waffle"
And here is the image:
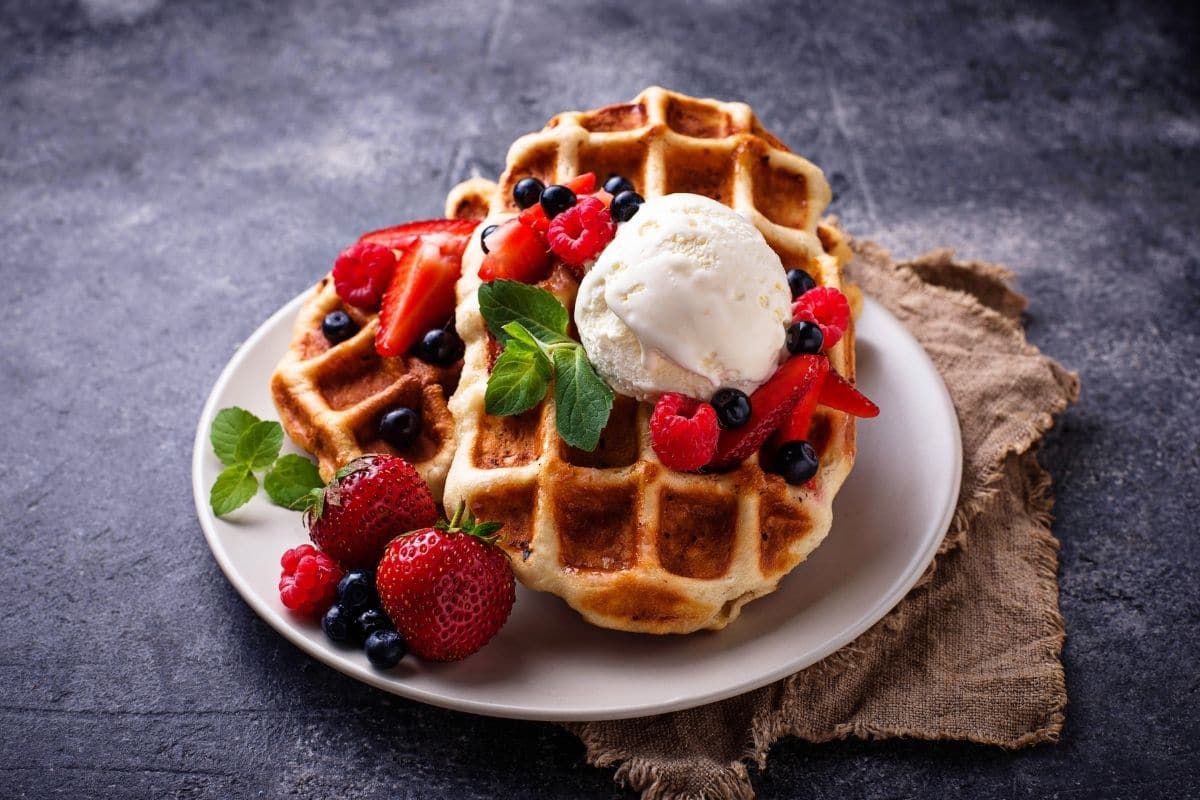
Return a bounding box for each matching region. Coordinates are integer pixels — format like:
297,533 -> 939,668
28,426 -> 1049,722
442,87 -> 858,634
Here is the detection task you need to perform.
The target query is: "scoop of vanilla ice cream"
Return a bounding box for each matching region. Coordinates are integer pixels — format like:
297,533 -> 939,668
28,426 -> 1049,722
574,193 -> 792,402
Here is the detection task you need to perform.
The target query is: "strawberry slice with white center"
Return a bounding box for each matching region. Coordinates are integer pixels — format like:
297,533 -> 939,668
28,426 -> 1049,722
376,234 -> 469,358
359,218 -> 479,252
478,219 -> 552,283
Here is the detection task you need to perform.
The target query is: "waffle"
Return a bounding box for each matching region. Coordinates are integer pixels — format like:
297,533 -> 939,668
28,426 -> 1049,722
442,87 -> 858,634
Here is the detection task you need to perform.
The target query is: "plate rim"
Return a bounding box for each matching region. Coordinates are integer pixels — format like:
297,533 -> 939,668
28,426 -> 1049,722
192,291 -> 962,721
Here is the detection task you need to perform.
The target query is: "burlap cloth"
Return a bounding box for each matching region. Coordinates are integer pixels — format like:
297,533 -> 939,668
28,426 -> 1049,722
563,239 -> 1081,800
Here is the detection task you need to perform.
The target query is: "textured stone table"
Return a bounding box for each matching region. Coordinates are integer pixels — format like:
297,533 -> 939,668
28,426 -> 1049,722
2,1 -> 1197,797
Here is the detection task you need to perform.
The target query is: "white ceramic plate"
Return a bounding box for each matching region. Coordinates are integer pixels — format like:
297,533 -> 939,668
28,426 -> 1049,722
193,293 -> 961,721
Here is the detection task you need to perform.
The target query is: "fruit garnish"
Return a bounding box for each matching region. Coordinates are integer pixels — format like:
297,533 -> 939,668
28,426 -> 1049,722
332,242 -> 396,310
786,268 -> 817,299
649,393 -> 720,471
376,239 -> 463,357
546,195 -> 617,274
710,387 -> 751,429
792,286 -> 850,350
378,405 -> 421,449
512,177 -> 546,210
775,359 -> 829,443
478,219 -> 552,283
321,310 -> 358,344
477,280 -> 613,451
479,223 -> 499,253
818,370 -> 880,418
785,320 -> 824,355
207,407 -> 324,515
517,203 -> 551,234
364,630 -> 407,669
414,327 -> 465,366
602,175 -> 635,196
709,355 -> 829,470
278,544 -> 342,617
357,218 -> 479,252
305,454 -> 438,570
775,441 -> 820,485
610,190 -> 644,222
375,504 -> 515,662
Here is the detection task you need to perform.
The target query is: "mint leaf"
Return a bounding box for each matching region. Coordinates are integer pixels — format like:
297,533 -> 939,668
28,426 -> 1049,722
501,321 -> 543,353
479,280 -> 571,345
211,407 -> 261,466
552,346 -> 614,451
210,465 -> 258,516
485,339 -> 551,416
234,420 -> 284,471
264,454 -> 324,511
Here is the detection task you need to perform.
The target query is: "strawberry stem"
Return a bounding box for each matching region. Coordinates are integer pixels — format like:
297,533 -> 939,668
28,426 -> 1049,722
437,503 -> 503,544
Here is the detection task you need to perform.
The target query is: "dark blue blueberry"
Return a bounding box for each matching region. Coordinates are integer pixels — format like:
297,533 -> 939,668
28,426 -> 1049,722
321,604 -> 353,644
539,184 -> 577,218
610,190 -> 644,222
479,224 -> 499,254
416,327 -> 464,366
336,570 -> 376,611
776,440 -> 819,485
711,388 -> 751,429
322,310 -> 358,344
364,630 -> 407,669
786,269 -> 816,299
354,608 -> 391,643
513,177 -> 545,210
786,321 -> 824,355
603,175 -> 635,196
379,407 -> 421,449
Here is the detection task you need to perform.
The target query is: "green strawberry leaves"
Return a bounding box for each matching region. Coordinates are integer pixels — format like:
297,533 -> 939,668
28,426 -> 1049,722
207,407 -> 324,516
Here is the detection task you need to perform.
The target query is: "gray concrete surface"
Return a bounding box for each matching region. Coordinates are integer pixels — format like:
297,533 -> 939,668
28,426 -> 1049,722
2,0 -> 1198,797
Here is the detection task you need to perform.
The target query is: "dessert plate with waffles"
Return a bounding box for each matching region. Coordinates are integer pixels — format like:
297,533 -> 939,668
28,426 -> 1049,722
193,88 -> 961,720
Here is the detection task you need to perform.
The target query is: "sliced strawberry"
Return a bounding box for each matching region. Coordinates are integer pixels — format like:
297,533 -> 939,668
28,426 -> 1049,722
518,204 -> 550,235
359,218 -> 479,252
818,370 -> 880,418
478,219 -> 552,283
376,241 -> 461,357
777,360 -> 831,443
710,355 -> 829,470
563,172 -> 596,195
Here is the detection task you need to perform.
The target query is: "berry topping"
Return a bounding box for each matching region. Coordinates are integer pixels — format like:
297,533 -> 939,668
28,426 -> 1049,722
776,357 -> 827,444
818,370 -> 880,418
306,455 -> 437,570
379,406 -> 422,449
603,175 -> 635,195
376,233 -> 470,357
375,506 -> 514,662
321,604 -> 354,643
546,196 -> 617,273
513,177 -> 545,210
710,354 -> 829,470
364,630 -> 407,669
357,218 -> 479,252
539,184 -> 577,219
792,286 -> 850,350
649,393 -> 720,472
479,224 -> 499,253
710,388 -> 752,430
332,242 -> 396,310
322,310 -> 358,344
278,544 -> 342,617
416,327 -> 465,366
785,321 -> 824,355
478,219 -> 552,283
563,173 -> 598,195
786,268 -> 817,299
518,203 -> 551,234
354,608 -> 392,642
335,570 -> 376,611
610,190 -> 644,222
775,440 -> 819,485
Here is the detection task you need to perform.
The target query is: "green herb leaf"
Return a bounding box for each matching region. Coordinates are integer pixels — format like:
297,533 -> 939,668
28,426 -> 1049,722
552,346 -> 614,451
485,339 -> 552,416
234,420 -> 284,471
478,280 -> 572,345
211,407 -> 261,466
210,465 -> 258,516
501,321 -> 544,352
264,454 -> 325,511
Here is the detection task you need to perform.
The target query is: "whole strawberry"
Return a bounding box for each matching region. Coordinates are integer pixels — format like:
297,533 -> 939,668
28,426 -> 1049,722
305,455 -> 437,569
376,505 -> 515,662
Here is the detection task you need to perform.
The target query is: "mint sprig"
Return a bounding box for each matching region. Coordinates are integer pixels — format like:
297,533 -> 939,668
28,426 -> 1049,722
478,281 -> 614,451
207,407 -> 324,516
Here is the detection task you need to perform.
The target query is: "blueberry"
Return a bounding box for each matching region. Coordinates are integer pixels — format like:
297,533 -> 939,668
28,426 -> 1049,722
354,608 -> 391,643
364,630 -> 407,669
379,407 -> 421,448
786,321 -> 824,355
603,175 -> 635,196
322,310 -> 358,344
539,184 -> 577,218
321,604 -> 353,644
711,388 -> 751,429
776,440 -> 819,485
479,224 -> 499,254
610,190 -> 644,222
513,177 -> 545,210
786,269 -> 816,299
416,327 -> 464,366
336,571 -> 376,611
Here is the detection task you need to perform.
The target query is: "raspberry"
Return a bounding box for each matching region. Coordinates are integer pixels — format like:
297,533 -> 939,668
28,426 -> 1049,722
649,393 -> 720,472
792,286 -> 850,350
546,196 -> 616,275
278,544 -> 343,617
332,241 -> 397,310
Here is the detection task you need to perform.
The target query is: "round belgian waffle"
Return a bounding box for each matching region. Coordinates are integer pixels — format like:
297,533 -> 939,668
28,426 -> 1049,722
442,87 -> 858,634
